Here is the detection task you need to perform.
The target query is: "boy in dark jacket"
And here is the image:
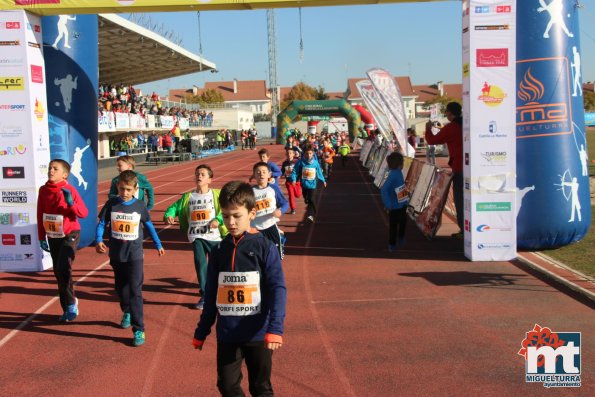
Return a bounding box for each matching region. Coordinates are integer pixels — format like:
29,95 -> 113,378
193,181 -> 287,397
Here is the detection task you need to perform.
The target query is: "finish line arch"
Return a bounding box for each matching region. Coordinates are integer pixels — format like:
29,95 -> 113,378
277,100 -> 363,144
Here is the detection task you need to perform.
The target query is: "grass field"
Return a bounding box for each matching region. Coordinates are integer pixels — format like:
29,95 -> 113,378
542,127 -> 594,277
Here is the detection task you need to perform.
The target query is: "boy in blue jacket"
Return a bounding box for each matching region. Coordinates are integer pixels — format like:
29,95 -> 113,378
291,145 -> 326,223
380,152 -> 409,252
193,181 -> 287,397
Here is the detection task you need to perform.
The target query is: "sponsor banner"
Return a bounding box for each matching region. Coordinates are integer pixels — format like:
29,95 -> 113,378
128,113 -> 146,130
115,112 -> 130,129
465,1 -> 517,261
516,58 -> 571,138
178,117 -> 189,130
146,114 -> 156,129
160,115 -> 175,129
2,166 -> 26,179
0,10 -> 51,271
366,68 -> 410,155
0,188 -> 36,205
355,79 -> 391,141
0,124 -> 24,139
98,111 -> 116,132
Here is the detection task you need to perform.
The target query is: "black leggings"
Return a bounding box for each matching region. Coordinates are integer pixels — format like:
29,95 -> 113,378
388,208 -> 407,245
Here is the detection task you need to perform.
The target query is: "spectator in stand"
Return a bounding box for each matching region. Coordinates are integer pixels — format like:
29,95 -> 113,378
171,121 -> 181,147
149,132 -> 158,153
216,130 -> 225,149
163,132 -> 174,154
250,128 -> 258,150
241,129 -> 249,150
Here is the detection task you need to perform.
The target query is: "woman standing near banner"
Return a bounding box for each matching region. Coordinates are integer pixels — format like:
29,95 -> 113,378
425,102 -> 463,239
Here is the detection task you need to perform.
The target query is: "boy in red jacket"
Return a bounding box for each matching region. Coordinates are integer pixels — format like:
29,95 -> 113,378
37,159 -> 89,321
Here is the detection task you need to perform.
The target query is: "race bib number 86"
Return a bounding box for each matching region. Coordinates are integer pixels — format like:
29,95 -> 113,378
217,271 -> 261,316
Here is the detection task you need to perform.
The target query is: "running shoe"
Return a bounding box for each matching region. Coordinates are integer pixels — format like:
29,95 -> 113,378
133,330 -> 145,347
307,215 -> 314,223
60,298 -> 79,322
291,209 -> 296,215
120,312 -> 131,329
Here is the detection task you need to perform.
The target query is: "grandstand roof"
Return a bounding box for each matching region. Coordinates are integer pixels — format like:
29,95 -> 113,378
98,14 -> 216,86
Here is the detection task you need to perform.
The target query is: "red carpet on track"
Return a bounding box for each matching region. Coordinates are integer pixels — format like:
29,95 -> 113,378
0,145 -> 593,396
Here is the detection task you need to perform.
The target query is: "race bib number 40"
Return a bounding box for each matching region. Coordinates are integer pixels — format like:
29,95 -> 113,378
217,271 -> 261,316
43,213 -> 65,238
111,212 -> 141,241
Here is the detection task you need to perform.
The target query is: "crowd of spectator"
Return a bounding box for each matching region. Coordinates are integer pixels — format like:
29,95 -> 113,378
98,83 -> 214,127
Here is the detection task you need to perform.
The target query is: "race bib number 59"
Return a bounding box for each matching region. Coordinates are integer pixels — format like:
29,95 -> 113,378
217,271 -> 261,316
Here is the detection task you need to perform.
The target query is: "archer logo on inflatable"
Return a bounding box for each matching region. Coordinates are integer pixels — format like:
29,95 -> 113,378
519,324 -> 581,388
516,61 -> 571,138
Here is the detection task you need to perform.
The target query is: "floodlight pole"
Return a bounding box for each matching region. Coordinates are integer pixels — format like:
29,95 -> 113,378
267,9 -> 279,136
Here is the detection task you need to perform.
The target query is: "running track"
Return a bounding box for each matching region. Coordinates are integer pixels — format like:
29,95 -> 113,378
0,145 -> 593,396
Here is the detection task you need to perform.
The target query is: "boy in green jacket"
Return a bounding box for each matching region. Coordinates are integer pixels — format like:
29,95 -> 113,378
164,164 -> 228,309
108,155 -> 155,210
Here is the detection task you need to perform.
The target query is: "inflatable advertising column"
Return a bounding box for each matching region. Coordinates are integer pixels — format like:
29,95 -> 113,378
42,15 -> 98,247
516,0 -> 590,249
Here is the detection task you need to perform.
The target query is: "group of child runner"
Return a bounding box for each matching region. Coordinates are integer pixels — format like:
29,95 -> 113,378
35,134 -> 344,395
35,131 -> 411,395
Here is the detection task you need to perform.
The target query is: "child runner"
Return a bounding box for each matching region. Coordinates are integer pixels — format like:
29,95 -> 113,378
96,170 -> 165,346
256,148 -> 282,185
192,181 -> 287,396
252,162 -> 289,258
291,145 -> 326,223
281,148 -> 302,215
164,164 -> 228,310
37,159 -> 88,322
338,139 -> 351,167
380,152 -> 409,252
321,139 -> 336,179
108,155 -> 155,210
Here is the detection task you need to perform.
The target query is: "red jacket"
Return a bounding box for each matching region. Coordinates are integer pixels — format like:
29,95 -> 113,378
425,120 -> 463,173
37,180 -> 88,240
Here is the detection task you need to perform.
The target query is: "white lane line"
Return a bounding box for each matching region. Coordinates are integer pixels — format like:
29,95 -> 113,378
0,259 -> 110,348
0,225 -> 173,349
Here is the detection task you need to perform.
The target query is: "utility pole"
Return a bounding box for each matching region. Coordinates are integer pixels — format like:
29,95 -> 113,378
267,9 -> 279,138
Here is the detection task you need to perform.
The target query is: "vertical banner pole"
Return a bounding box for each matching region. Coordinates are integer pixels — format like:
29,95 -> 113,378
463,1 -> 517,261
0,11 -> 52,271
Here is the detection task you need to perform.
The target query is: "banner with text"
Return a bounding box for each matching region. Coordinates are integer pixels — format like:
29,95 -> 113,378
0,10 -> 52,271
463,0 -> 517,260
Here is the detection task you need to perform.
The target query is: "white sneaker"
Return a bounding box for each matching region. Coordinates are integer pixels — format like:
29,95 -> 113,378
307,215 -> 314,223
